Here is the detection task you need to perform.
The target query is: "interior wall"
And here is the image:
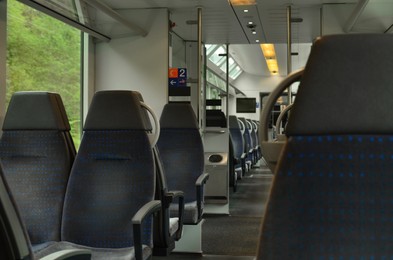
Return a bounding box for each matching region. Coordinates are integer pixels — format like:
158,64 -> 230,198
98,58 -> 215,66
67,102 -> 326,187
95,9 -> 169,118
232,73 -> 284,120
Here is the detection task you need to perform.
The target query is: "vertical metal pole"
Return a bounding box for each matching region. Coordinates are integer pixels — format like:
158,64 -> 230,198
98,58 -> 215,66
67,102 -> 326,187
286,5 -> 292,104
226,44 -> 229,127
197,7 -> 203,125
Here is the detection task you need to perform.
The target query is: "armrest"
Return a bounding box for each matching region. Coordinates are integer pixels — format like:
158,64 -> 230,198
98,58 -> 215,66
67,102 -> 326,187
195,173 -> 209,220
40,249 -> 91,260
163,190 -> 184,207
196,173 -> 209,187
132,200 -> 161,260
167,190 -> 184,240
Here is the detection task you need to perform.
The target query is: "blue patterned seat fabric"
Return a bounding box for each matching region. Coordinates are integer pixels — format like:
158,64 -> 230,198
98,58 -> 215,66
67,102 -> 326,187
0,162 -> 91,260
238,117 -> 253,169
258,34 -> 393,259
158,103 -> 208,224
38,90 -> 159,260
229,115 -> 246,178
0,92 -> 75,246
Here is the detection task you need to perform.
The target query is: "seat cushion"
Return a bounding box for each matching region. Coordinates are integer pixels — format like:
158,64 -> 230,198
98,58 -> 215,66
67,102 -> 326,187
170,201 -> 198,224
169,217 -> 179,236
34,241 -> 152,260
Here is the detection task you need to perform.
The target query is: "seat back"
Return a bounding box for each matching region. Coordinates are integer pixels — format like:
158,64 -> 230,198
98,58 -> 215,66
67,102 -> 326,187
238,117 -> 252,161
0,164 -> 32,260
0,92 -> 75,244
61,91 -> 155,248
258,34 -> 393,258
157,103 -> 204,204
229,115 -> 245,164
206,110 -> 227,128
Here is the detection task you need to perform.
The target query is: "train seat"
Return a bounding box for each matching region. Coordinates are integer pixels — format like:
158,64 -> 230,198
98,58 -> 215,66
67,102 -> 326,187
238,117 -> 253,171
247,119 -> 259,165
258,34 -> 393,258
229,115 -> 246,180
252,120 -> 262,161
133,92 -> 185,256
158,103 -> 208,225
36,90 -> 161,260
157,103 -> 209,252
0,162 -> 91,260
0,92 -> 75,247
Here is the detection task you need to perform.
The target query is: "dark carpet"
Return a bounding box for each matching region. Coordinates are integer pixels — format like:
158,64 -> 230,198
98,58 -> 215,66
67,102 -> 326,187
202,163 -> 273,256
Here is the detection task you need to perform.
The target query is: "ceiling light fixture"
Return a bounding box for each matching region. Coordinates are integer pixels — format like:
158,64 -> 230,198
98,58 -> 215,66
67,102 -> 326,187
255,40 -> 260,43
244,9 -> 249,13
252,31 -> 256,35
229,0 -> 257,6
260,44 -> 279,75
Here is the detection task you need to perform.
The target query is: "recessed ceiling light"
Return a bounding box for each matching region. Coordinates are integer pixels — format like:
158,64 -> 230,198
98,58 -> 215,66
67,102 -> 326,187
255,40 -> 260,43
248,21 -> 253,25
252,31 -> 257,35
244,9 -> 249,13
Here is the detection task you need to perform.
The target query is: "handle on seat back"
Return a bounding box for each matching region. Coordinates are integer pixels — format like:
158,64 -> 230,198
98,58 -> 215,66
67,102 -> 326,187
140,102 -> 160,148
275,103 -> 294,136
260,69 -> 303,143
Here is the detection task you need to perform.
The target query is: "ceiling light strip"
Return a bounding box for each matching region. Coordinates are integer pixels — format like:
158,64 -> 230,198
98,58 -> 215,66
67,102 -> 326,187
260,44 -> 279,75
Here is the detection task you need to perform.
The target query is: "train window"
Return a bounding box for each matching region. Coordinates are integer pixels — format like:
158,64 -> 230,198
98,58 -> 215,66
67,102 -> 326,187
208,46 -> 226,66
7,0 -> 82,148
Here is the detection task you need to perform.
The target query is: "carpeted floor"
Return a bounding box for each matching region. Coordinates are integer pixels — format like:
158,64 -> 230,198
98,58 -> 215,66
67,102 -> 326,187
153,161 -> 273,259
202,163 -> 273,256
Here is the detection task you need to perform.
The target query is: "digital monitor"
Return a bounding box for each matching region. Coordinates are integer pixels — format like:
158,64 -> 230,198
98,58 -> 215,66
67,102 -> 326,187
236,98 -> 256,113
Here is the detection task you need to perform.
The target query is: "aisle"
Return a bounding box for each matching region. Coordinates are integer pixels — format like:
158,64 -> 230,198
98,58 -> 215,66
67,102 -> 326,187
202,163 -> 273,256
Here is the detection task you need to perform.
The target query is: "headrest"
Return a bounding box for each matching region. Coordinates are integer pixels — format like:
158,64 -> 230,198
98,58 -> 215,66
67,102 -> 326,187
238,117 -> 250,129
229,115 -> 240,129
206,110 -> 227,128
84,91 -> 148,130
3,92 -> 70,131
160,103 -> 198,129
286,34 -> 393,135
134,92 -> 153,131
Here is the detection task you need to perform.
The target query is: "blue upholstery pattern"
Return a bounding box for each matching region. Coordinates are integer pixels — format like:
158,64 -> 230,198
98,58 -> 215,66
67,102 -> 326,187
158,130 -> 204,204
62,91 -> 156,252
239,117 -> 253,166
0,131 -> 72,244
229,116 -> 245,172
0,92 -> 75,245
62,131 -> 155,248
259,135 -> 393,258
158,103 -> 205,224
258,34 -> 393,259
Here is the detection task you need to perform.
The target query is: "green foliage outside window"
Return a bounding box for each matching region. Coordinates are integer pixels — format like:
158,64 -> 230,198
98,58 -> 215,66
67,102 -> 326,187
7,0 -> 81,148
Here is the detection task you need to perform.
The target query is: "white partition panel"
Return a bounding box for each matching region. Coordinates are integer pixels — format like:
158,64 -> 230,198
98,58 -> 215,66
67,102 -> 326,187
95,9 -> 169,118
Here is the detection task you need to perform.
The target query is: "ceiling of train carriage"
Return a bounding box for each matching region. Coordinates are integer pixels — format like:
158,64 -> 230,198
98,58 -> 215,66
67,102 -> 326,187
98,0 -> 393,76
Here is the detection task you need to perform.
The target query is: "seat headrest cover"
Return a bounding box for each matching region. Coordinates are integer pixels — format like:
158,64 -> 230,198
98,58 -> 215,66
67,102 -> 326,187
160,103 -> 198,129
286,34 -> 393,135
229,115 -> 240,129
3,92 -> 69,130
84,91 -> 147,130
134,91 -> 153,131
